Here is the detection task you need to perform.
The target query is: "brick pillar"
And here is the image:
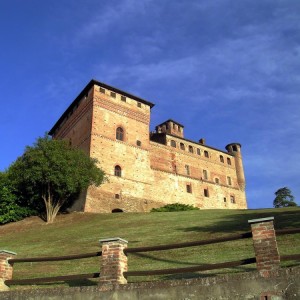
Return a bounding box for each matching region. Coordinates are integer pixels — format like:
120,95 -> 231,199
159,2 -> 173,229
99,238 -> 128,285
248,217 -> 280,278
0,250 -> 16,291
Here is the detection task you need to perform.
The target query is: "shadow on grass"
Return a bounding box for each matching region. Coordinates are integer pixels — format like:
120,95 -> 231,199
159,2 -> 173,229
10,279 -> 98,289
66,279 -> 98,287
161,265 -> 256,281
181,209 -> 300,234
129,252 -> 205,266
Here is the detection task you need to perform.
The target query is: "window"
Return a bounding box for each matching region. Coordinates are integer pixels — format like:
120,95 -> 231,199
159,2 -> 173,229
196,148 -> 201,155
204,150 -> 209,158
227,157 -> 231,165
230,195 -> 235,203
116,127 -> 124,141
227,176 -> 232,186
114,165 -> 122,177
137,102 -> 141,108
215,178 -> 219,184
180,143 -> 185,150
220,155 -> 224,163
136,140 -> 141,147
186,184 -> 192,193
115,194 -> 120,199
121,95 -> 126,102
204,188 -> 209,197
188,145 -> 194,153
100,87 -> 105,93
185,165 -> 190,175
171,140 -> 176,148
203,169 -> 208,180
110,91 -> 116,98
224,197 -> 227,202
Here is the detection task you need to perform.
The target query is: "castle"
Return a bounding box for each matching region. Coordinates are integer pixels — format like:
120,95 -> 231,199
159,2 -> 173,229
49,79 -> 247,212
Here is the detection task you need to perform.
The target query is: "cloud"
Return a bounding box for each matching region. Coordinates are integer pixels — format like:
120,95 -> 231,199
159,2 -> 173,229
74,0 -> 155,44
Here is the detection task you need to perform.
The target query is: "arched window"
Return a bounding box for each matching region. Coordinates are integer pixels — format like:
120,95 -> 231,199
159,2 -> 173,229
220,155 -> 224,163
180,143 -> 185,150
116,127 -> 124,141
114,165 -> 122,177
196,148 -> 201,155
204,150 -> 209,158
188,145 -> 194,153
171,140 -> 176,148
227,157 -> 231,165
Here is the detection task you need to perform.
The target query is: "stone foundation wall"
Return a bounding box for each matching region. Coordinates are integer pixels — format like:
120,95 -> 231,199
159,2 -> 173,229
1,267 -> 299,300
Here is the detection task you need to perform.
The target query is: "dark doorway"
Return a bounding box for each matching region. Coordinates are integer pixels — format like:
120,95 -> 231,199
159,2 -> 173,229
112,209 -> 123,213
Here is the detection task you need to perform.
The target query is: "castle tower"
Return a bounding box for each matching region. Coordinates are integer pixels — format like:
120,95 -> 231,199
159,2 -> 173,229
225,143 -> 246,191
155,119 -> 184,138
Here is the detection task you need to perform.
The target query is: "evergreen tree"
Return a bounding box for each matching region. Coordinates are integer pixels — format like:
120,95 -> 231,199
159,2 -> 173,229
273,187 -> 297,208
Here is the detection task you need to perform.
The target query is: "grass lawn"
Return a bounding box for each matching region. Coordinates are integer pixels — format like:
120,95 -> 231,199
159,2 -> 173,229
0,207 -> 299,289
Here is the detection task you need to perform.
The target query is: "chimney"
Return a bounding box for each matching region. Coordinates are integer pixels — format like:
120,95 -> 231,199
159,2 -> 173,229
199,138 -> 206,145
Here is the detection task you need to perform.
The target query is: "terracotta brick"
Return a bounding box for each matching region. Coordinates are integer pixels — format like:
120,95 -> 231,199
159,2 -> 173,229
249,218 -> 280,278
51,81 -> 247,213
99,238 -> 128,285
0,251 -> 16,291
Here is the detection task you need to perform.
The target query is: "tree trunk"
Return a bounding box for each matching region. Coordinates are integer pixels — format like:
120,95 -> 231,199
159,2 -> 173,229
42,184 -> 62,223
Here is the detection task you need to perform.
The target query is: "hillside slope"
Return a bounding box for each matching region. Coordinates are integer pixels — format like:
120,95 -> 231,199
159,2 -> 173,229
0,207 -> 299,288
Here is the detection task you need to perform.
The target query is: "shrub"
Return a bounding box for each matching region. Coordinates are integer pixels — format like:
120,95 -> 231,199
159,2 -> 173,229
0,172 -> 36,224
151,203 -> 199,212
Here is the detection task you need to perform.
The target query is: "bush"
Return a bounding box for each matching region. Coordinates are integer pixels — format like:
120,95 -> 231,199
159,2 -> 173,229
0,172 -> 36,225
151,203 -> 199,212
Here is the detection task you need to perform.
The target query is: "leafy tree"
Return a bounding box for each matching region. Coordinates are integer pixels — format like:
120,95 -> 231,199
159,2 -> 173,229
151,203 -> 199,212
8,135 -> 105,223
273,187 -> 297,208
0,172 -> 35,224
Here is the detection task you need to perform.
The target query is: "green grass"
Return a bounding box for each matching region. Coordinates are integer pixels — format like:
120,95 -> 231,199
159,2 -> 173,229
0,207 -> 299,289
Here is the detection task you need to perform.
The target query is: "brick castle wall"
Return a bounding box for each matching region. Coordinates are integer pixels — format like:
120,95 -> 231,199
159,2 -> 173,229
50,80 -> 247,213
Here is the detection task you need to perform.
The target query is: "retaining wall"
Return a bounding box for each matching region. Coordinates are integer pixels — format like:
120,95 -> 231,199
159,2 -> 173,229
0,266 -> 299,300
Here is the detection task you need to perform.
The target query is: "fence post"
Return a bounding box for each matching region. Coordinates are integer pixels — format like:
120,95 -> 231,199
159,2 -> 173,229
248,217 -> 280,278
99,237 -> 128,285
0,250 -> 16,291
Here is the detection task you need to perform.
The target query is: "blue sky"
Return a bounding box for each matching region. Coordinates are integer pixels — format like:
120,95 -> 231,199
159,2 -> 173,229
1,0 -> 299,208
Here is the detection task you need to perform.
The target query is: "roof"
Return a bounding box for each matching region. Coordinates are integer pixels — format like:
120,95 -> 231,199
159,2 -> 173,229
164,133 -> 235,155
49,79 -> 155,135
156,119 -> 185,128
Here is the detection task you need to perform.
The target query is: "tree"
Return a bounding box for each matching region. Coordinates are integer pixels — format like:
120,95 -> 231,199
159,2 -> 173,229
0,172 -> 35,224
273,187 -> 297,208
8,135 -> 105,223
